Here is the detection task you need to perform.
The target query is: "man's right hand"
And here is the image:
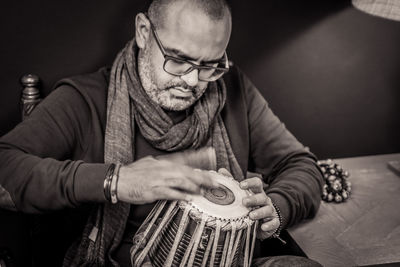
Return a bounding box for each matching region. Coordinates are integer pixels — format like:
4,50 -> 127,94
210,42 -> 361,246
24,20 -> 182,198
116,156 -> 218,204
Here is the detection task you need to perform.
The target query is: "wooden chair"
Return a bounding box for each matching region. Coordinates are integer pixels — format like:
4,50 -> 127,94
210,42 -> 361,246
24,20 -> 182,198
0,75 -> 42,267
20,74 -> 42,120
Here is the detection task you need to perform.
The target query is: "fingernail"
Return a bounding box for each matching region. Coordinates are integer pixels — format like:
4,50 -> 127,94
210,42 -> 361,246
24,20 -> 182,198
240,181 -> 247,188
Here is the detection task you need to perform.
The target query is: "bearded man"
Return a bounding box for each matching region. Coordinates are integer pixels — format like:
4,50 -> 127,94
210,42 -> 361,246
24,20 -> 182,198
0,0 -> 323,266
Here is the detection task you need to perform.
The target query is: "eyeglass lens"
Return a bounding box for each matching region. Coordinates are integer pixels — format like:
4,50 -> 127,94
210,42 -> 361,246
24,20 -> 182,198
164,58 -> 224,81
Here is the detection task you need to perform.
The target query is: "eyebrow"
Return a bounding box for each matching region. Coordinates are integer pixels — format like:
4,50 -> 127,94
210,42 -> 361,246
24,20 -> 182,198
164,46 -> 223,64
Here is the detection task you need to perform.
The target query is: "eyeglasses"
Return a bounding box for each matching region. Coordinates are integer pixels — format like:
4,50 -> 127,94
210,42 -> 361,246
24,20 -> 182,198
145,14 -> 229,82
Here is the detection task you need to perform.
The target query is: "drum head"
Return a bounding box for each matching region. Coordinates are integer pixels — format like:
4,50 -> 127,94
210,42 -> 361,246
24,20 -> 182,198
188,171 -> 252,221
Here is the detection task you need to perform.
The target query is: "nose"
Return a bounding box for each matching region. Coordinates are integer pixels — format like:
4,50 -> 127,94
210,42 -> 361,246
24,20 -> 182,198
180,69 -> 199,87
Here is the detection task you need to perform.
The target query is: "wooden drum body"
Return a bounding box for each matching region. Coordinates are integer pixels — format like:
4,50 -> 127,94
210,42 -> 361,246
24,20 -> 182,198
130,171 -> 257,267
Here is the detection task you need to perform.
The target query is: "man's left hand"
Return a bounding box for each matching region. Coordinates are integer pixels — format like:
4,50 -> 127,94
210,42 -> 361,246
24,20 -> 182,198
239,177 -> 280,240
217,169 -> 280,240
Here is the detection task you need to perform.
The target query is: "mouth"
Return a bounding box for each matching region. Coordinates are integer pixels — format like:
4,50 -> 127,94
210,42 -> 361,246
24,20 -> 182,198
169,87 -> 193,98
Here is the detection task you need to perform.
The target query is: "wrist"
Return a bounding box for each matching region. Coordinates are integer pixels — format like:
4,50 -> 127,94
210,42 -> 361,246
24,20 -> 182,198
271,200 -> 283,237
110,163 -> 121,204
103,163 -> 121,204
103,163 -> 115,202
268,193 -> 289,229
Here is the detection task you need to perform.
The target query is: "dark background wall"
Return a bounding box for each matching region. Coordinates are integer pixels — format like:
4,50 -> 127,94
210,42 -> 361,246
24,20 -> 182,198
1,0 -> 400,160
228,1 -> 400,159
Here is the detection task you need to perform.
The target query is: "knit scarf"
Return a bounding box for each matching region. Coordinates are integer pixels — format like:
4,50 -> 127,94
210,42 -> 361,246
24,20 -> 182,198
64,39 -> 243,266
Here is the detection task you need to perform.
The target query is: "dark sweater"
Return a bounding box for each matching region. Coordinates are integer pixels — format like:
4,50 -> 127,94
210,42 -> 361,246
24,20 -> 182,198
0,65 -> 323,264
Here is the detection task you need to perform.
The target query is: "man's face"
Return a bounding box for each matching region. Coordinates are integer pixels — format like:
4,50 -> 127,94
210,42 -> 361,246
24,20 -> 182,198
137,2 -> 231,111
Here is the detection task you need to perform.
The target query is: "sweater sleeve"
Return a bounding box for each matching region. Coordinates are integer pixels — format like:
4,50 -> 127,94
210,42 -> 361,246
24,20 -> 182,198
243,72 -> 324,229
0,85 -> 109,213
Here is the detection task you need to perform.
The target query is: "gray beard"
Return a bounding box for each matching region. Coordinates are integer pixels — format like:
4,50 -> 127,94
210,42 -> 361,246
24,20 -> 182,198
137,48 -> 203,111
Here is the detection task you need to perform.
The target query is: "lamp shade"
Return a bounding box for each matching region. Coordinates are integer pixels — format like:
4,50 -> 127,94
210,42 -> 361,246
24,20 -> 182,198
352,0 -> 400,21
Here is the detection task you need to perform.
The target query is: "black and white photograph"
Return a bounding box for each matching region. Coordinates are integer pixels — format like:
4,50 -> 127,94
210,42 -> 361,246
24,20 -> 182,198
1,1 -> 400,266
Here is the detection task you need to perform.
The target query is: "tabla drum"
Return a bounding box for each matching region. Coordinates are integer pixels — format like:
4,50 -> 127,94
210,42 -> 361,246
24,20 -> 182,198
130,171 -> 258,267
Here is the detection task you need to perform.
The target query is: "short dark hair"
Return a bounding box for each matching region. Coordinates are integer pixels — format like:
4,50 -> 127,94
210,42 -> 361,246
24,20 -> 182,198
147,0 -> 231,29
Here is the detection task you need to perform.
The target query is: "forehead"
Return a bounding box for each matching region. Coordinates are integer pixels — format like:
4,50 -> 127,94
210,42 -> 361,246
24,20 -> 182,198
156,1 -> 231,61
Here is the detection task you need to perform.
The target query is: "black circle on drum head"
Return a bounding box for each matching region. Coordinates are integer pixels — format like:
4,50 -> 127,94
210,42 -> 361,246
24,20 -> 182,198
203,183 -> 235,205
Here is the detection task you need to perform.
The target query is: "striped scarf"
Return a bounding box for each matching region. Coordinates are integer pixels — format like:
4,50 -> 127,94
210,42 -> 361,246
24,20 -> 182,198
64,39 -> 243,266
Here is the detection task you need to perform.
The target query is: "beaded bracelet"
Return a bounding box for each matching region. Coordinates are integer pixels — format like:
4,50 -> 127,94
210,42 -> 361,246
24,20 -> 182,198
271,201 -> 286,244
103,163 -> 116,202
110,163 -> 121,204
318,159 -> 351,203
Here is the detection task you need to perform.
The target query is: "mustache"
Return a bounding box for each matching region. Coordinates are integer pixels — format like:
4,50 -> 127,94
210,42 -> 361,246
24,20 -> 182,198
164,79 -> 199,92
164,82 -> 197,92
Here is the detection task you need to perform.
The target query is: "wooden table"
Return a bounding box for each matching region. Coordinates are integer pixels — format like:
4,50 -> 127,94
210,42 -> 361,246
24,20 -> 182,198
288,153 -> 400,267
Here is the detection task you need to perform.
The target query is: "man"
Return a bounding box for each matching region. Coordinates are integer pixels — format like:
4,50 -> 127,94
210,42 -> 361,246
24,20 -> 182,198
0,0 -> 323,266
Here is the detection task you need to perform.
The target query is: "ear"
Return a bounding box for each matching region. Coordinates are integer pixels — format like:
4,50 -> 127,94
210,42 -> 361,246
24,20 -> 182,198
135,13 -> 151,49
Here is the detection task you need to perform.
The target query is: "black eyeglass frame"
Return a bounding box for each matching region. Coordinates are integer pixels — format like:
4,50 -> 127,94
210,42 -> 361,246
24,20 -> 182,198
144,13 -> 230,82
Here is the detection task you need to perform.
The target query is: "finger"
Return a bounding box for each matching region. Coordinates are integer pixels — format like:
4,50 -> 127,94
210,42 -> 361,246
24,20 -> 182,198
240,177 -> 263,193
157,160 -> 218,188
218,168 -> 233,177
162,177 -> 201,194
178,166 -> 219,188
260,217 -> 280,232
152,187 -> 193,202
156,147 -> 216,170
248,204 -> 275,220
184,147 -> 216,170
243,193 -> 270,208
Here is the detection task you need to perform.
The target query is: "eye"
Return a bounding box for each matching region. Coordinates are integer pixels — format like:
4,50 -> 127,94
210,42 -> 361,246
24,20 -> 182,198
199,68 -> 216,76
203,62 -> 219,68
164,58 -> 193,74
